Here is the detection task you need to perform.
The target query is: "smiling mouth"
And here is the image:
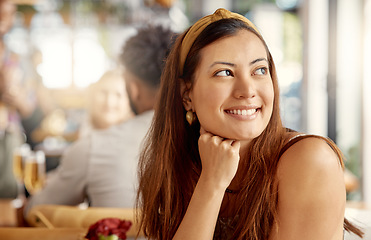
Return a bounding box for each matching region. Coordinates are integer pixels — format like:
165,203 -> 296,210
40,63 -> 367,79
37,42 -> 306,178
225,108 -> 259,116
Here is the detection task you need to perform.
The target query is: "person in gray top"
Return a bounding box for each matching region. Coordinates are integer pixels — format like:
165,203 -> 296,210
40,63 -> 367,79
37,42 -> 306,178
25,24 -> 175,213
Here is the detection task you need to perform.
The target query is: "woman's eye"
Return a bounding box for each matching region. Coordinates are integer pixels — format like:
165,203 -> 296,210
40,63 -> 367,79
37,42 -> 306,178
215,70 -> 233,77
253,67 -> 268,76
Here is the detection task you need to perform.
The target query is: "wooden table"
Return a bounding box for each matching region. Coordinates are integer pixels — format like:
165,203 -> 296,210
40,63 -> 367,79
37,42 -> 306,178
0,199 -> 22,227
0,228 -> 87,240
0,227 -> 145,240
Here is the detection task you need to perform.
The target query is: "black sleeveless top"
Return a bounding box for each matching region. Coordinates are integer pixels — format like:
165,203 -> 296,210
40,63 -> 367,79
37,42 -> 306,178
213,132 -> 318,240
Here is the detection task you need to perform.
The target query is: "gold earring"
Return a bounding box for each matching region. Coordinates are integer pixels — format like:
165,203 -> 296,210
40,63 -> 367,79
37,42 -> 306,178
186,111 -> 196,125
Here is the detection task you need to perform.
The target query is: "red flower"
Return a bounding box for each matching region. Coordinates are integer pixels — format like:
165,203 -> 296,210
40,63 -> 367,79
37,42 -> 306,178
85,218 -> 132,240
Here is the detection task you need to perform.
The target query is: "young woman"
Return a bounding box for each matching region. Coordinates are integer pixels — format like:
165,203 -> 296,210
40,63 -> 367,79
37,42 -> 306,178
136,8 -> 363,240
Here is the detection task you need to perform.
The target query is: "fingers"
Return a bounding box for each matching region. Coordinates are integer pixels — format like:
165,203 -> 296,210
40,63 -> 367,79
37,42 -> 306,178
220,139 -> 240,157
231,140 -> 240,160
231,139 -> 240,148
199,126 -> 239,147
197,127 -> 241,190
222,139 -> 235,146
199,129 -> 222,145
199,133 -> 220,147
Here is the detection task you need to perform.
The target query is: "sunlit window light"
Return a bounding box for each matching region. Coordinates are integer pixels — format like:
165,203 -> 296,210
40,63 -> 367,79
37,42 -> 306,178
73,30 -> 108,88
37,38 -> 72,89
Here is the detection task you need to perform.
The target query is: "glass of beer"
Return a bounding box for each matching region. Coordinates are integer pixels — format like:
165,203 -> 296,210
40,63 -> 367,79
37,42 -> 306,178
12,143 -> 31,182
23,150 -> 46,195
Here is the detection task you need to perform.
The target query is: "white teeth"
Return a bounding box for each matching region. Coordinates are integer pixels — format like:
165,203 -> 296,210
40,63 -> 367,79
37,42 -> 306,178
246,109 -> 257,115
227,109 -> 257,116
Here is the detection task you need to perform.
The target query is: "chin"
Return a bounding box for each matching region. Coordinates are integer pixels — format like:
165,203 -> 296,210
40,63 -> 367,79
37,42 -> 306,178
228,129 -> 265,141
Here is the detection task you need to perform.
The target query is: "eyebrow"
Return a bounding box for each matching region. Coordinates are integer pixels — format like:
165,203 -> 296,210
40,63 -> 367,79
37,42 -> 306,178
250,58 -> 268,65
210,58 -> 268,69
209,61 -> 236,69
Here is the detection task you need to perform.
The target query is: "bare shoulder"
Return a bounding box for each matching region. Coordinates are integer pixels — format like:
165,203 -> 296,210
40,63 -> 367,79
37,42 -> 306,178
277,136 -> 343,179
272,136 -> 346,239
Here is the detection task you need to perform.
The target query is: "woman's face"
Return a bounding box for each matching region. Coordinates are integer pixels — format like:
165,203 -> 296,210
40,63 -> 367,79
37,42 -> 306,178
187,29 -> 274,144
90,76 -> 130,129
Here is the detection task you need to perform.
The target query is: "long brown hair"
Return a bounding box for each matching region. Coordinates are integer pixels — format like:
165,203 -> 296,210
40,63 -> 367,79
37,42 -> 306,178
136,18 -> 363,239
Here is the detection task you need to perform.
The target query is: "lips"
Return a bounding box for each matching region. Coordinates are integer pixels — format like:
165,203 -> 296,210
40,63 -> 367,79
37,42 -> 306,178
225,109 -> 257,116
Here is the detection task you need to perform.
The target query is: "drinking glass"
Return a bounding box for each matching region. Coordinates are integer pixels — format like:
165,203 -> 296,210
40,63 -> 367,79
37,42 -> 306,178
23,151 -> 46,195
12,143 -> 31,182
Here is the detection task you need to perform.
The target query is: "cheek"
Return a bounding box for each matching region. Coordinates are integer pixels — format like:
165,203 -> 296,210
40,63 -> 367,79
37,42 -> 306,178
259,79 -> 274,102
192,85 -> 227,112
93,96 -> 105,107
262,83 -> 275,118
266,86 -> 274,105
191,86 -> 229,131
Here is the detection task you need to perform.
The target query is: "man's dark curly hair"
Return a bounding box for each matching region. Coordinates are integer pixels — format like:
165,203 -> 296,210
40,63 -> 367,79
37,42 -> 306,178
120,25 -> 175,89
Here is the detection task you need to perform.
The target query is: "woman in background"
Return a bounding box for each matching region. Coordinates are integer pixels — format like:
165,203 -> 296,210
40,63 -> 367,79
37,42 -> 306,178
136,8 -> 363,240
79,69 -> 133,138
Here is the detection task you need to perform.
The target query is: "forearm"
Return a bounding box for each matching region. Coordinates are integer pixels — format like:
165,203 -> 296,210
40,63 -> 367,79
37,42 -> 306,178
173,178 -> 225,240
172,129 -> 240,239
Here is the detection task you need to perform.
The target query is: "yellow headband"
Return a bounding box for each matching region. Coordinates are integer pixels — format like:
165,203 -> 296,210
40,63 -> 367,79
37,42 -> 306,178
179,8 -> 260,74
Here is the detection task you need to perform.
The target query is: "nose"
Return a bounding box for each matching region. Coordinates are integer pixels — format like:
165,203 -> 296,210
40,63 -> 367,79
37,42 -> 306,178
232,73 -> 256,99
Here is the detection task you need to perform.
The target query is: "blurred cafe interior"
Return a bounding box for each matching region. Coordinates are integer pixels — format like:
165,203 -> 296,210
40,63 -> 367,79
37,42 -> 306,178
0,0 -> 371,238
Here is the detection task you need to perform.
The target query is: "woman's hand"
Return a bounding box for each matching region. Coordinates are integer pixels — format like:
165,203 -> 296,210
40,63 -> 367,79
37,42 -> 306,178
172,127 -> 241,240
198,126 -> 241,191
